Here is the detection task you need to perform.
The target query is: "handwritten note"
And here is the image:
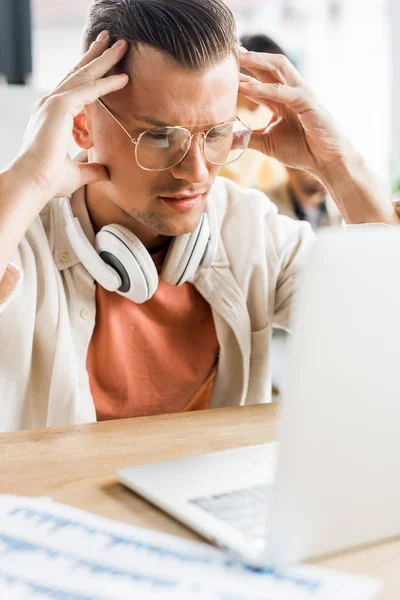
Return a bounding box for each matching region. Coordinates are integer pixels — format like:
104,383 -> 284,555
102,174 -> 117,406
0,495 -> 381,599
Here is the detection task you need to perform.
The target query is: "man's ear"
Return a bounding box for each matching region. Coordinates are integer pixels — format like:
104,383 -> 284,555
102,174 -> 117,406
73,111 -> 93,150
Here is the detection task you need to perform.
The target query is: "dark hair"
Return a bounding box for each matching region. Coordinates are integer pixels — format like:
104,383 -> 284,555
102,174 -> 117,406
240,33 -> 286,58
83,0 -> 238,71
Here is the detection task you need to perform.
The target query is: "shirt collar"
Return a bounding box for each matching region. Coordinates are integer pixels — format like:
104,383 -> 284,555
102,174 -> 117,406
54,186 -> 96,272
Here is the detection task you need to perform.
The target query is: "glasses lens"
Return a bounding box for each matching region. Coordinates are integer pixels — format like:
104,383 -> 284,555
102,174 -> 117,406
136,127 -> 191,171
204,120 -> 252,166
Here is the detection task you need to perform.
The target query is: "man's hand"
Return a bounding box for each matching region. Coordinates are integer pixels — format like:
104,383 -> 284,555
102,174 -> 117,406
239,49 -> 399,225
11,31 -> 129,206
239,49 -> 352,177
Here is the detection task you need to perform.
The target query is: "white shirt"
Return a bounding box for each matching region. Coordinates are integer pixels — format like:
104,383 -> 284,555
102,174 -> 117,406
0,178 -> 314,432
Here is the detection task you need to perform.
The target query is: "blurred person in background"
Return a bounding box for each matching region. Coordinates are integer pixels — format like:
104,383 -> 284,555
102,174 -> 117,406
268,167 -> 342,231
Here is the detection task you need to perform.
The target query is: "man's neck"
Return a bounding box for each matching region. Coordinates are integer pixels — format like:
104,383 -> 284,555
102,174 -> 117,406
85,182 -> 169,252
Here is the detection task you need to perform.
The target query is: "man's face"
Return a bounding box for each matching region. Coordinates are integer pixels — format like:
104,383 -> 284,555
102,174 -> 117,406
86,45 -> 240,236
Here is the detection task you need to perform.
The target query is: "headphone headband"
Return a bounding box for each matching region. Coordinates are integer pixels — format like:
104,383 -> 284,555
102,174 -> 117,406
62,201 -> 122,292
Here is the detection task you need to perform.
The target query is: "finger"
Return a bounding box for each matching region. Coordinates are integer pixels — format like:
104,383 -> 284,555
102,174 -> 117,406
241,59 -> 285,86
239,87 -> 283,117
78,162 -> 110,187
249,130 -> 273,155
239,81 -> 313,115
56,40 -> 129,95
239,73 -> 257,84
56,30 -> 111,89
239,73 -> 281,114
53,74 -> 129,118
240,51 -> 303,87
249,122 -> 286,157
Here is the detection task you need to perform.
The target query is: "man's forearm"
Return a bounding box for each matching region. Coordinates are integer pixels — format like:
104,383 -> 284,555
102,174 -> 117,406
0,165 -> 50,282
318,150 -> 400,226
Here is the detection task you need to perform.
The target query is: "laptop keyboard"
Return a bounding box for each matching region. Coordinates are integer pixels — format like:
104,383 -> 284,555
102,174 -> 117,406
189,484 -> 271,541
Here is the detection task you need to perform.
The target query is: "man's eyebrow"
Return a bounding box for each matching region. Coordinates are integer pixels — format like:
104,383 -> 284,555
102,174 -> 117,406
134,116 -> 172,127
133,115 -> 238,128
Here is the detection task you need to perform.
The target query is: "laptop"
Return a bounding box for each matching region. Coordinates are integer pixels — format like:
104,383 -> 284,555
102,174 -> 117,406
119,227 -> 400,566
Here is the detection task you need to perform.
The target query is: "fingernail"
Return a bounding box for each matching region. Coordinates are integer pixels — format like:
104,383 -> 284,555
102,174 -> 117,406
238,45 -> 248,54
96,30 -> 109,42
112,40 -> 125,49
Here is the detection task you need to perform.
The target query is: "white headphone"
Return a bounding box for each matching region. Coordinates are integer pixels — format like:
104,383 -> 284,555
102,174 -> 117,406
62,199 -> 218,303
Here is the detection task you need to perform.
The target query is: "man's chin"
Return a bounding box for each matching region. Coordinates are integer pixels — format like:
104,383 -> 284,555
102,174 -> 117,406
156,196 -> 209,237
160,212 -> 205,237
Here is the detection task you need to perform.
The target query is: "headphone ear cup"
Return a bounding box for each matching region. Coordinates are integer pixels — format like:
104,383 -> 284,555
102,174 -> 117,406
162,213 -> 211,286
96,225 -> 158,303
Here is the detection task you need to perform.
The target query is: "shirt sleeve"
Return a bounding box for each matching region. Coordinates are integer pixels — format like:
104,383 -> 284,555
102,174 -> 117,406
0,263 -> 23,315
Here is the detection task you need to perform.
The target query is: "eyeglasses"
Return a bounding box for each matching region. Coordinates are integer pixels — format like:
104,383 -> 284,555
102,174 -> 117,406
97,99 -> 252,172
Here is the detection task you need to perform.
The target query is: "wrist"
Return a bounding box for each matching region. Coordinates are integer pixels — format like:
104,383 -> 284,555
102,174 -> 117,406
315,148 -> 399,225
9,155 -> 53,201
0,159 -> 53,218
316,144 -> 366,191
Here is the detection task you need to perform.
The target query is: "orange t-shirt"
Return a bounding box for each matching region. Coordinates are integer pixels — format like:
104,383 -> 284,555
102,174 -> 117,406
86,246 -> 219,420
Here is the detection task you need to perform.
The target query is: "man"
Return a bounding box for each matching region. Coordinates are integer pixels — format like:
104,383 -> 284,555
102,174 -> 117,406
0,0 -> 397,432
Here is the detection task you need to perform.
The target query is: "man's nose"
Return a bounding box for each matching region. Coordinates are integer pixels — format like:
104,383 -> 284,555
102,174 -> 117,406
170,134 -> 209,184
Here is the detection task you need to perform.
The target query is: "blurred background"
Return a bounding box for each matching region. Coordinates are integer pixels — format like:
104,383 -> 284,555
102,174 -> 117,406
0,0 -> 398,187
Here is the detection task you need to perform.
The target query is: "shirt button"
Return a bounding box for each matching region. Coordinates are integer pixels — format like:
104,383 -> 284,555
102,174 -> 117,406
60,252 -> 69,263
80,309 -> 91,320
79,381 -> 85,390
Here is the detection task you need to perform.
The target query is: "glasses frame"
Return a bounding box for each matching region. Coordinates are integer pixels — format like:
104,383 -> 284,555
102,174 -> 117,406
96,99 -> 252,172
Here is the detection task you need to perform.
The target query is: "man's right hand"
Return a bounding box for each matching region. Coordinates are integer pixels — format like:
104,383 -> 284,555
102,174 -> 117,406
11,31 -> 129,207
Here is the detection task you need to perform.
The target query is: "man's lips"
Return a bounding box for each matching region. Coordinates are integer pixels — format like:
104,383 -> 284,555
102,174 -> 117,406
158,192 -> 206,212
158,192 -> 207,200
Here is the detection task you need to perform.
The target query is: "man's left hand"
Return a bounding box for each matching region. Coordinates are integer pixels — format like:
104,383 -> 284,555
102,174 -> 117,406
239,48 -> 400,225
239,49 -> 353,179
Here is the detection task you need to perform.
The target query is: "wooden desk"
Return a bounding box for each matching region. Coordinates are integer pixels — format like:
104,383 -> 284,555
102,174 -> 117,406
0,404 -> 399,599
